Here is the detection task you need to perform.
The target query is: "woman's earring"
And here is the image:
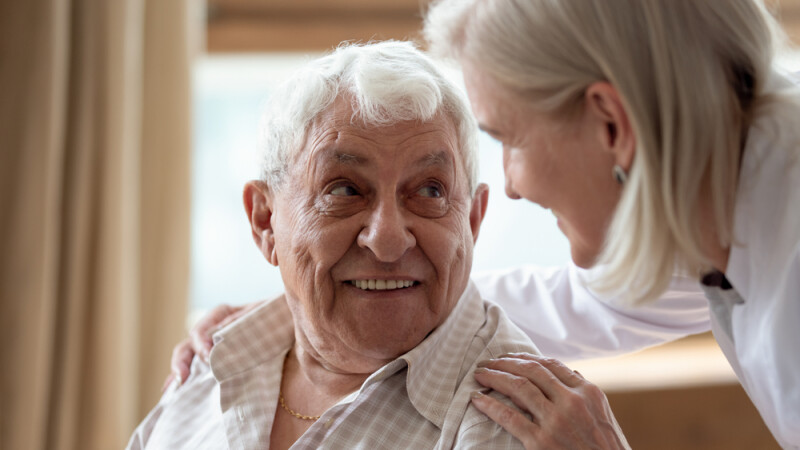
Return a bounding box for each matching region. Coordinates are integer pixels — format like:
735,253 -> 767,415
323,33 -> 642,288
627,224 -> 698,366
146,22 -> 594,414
613,165 -> 628,185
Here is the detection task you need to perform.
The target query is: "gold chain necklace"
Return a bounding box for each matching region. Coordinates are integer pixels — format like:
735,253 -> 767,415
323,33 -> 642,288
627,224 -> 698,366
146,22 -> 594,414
278,391 -> 320,421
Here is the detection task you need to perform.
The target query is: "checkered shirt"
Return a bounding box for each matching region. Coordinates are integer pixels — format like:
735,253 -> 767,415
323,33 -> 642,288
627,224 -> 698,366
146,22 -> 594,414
127,282 -> 538,449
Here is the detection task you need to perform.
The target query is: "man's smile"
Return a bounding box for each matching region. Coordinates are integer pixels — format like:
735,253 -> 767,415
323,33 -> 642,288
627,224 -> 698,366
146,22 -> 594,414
347,279 -> 420,291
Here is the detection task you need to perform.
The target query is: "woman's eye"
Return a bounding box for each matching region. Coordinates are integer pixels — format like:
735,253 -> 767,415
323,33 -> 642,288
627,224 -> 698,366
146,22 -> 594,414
330,185 -> 359,196
417,184 -> 443,198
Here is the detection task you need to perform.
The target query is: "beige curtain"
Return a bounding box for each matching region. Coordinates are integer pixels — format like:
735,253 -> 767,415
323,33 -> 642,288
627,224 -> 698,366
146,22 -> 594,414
0,0 -> 196,448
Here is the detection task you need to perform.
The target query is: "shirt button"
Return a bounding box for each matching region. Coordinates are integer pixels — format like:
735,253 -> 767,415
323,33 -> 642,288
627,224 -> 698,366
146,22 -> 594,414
324,419 -> 333,429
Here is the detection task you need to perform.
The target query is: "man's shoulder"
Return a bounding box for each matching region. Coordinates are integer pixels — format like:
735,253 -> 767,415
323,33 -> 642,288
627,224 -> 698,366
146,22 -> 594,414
210,297 -> 293,380
475,296 -> 541,357
126,358 -> 223,450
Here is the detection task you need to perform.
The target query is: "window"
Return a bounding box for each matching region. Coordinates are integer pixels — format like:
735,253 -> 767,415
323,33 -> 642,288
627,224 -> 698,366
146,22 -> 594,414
190,54 -> 571,316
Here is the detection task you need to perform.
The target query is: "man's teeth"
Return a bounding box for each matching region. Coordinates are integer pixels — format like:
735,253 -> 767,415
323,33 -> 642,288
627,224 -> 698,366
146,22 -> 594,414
350,280 -> 416,290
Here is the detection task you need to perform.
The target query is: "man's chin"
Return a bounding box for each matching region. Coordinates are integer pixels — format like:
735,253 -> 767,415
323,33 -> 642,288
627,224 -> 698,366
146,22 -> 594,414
347,330 -> 430,361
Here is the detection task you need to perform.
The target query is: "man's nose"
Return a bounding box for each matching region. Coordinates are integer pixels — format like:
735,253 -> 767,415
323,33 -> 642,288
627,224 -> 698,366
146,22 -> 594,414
357,199 -> 416,262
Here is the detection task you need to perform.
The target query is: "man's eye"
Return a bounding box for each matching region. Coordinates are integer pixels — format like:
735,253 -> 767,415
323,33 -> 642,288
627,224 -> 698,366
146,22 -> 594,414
330,185 -> 359,196
417,184 -> 443,198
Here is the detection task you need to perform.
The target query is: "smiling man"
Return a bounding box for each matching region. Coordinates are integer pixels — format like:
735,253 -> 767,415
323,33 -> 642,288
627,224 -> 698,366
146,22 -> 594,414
127,41 -> 538,450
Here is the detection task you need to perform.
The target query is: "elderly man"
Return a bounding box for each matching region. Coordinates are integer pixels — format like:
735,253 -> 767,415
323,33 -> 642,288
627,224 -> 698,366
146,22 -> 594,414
127,41 -> 538,449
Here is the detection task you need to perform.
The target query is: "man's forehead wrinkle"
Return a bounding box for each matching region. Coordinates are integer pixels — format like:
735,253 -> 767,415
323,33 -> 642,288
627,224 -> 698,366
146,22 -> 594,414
335,114 -> 453,146
301,125 -> 340,175
307,126 -> 341,152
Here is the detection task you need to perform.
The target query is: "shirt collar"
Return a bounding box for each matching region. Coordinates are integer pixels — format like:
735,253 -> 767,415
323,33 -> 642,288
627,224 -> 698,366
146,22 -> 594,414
209,296 -> 293,381
358,282 -> 485,429
208,282 -> 485,429
724,69 -> 800,300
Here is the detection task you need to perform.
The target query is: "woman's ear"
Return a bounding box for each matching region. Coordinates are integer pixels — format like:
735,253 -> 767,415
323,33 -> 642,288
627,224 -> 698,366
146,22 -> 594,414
243,181 -> 279,266
585,82 -> 636,171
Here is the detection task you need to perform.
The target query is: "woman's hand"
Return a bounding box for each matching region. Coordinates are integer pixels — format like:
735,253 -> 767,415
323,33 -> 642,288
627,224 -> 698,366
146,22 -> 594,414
162,301 -> 264,392
471,353 -> 629,450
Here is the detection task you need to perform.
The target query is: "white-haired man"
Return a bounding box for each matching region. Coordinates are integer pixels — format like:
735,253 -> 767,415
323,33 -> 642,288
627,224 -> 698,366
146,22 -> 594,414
127,41 -> 539,449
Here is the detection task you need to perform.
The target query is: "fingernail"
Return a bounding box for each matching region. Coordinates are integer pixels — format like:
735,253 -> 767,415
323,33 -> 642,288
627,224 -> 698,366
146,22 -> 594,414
474,367 -> 489,375
470,388 -> 491,400
476,359 -> 492,368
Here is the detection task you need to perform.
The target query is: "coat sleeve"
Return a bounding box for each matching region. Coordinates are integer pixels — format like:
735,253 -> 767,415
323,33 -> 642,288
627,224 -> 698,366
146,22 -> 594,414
471,263 -> 711,361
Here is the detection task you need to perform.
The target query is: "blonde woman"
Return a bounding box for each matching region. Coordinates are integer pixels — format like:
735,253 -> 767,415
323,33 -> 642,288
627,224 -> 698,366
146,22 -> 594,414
422,0 -> 799,447
169,0 -> 799,447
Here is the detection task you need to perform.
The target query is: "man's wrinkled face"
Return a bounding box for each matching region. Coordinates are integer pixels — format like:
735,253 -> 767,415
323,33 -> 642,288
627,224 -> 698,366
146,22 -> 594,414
258,98 -> 487,367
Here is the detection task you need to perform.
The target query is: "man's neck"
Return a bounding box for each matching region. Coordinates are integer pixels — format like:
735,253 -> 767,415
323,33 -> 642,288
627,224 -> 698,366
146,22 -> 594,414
269,338 -> 387,450
287,343 -> 374,401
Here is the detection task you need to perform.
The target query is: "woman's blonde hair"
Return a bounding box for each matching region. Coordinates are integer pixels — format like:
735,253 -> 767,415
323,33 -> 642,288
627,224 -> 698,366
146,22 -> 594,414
425,0 -> 784,304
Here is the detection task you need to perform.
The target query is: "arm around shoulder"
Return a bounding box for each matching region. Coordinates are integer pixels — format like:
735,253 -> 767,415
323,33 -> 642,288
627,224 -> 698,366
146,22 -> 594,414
472,264 -> 710,360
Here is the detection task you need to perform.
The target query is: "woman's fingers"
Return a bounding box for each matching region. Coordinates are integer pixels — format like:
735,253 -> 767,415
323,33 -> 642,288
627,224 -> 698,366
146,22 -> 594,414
189,304 -> 240,361
470,391 -> 539,446
473,354 -> 630,449
477,356 -> 572,401
167,338 -> 194,390
166,301 -> 266,389
497,353 -> 584,387
215,300 -> 262,332
164,301 -> 268,394
474,367 -> 550,419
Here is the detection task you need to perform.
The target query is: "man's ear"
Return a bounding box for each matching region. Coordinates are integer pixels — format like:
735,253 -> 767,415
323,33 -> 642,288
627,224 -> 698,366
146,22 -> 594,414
468,183 -> 490,244
585,82 -> 636,172
243,180 -> 279,266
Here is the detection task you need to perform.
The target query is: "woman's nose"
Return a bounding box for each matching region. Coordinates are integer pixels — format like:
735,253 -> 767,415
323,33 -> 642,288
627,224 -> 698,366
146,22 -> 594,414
504,180 -> 522,200
502,146 -> 522,200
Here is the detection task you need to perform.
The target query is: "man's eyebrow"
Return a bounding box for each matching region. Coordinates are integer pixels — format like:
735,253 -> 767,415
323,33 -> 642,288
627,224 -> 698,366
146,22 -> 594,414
415,150 -> 453,169
330,151 -> 367,165
326,150 -> 453,168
